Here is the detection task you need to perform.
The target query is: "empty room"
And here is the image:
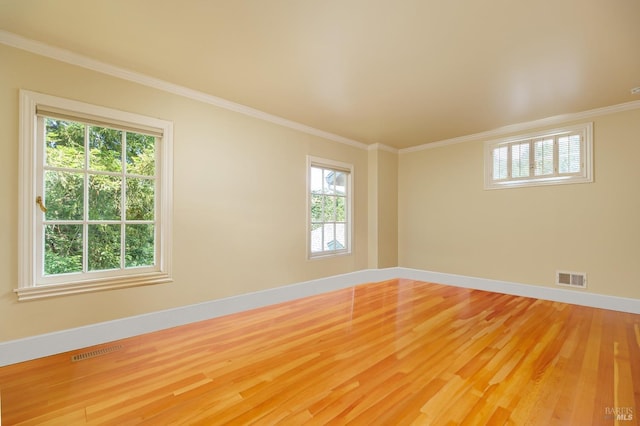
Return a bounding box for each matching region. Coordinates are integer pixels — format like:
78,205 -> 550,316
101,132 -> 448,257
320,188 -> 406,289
0,1 -> 639,424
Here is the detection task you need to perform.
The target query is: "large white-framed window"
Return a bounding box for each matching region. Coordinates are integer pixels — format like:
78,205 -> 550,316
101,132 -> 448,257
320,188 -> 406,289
17,90 -> 173,301
484,122 -> 593,189
307,156 -> 353,258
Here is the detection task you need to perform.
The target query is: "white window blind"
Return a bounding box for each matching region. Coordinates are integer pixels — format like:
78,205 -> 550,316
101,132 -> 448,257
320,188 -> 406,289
484,123 -> 593,189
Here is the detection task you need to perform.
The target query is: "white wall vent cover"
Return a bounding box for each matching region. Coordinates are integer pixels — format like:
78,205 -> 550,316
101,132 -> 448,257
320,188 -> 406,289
556,271 -> 587,289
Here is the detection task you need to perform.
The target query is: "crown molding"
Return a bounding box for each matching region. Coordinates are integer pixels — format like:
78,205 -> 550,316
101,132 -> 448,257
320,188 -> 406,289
4,30 -> 639,155
0,30 -> 369,151
400,99 -> 640,153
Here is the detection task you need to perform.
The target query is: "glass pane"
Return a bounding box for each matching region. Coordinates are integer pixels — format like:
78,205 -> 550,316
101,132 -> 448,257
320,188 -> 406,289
44,224 -> 83,275
125,224 -> 155,267
310,223 -> 323,253
89,126 -> 122,172
311,194 -> 323,222
323,169 -> 335,194
333,171 -> 347,195
334,223 -> 346,250
492,146 -> 508,180
534,138 -> 554,176
335,196 -> 346,221
89,174 -> 122,220
126,177 -> 155,220
45,171 -> 84,220
309,163 -> 349,255
126,132 -> 155,176
323,223 -> 336,251
559,134 -> 581,174
45,119 -> 85,169
323,195 -> 336,221
511,142 -> 530,178
310,167 -> 323,194
88,224 -> 121,271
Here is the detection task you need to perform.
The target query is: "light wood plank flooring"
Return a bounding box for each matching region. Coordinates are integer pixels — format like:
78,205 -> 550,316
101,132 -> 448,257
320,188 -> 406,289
1,279 -> 639,425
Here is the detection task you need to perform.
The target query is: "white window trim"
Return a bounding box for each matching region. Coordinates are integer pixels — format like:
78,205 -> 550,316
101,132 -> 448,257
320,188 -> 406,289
17,90 -> 173,301
484,122 -> 593,190
307,156 -> 353,259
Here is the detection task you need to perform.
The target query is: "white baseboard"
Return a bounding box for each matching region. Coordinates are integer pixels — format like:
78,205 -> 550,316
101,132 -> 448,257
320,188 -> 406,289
1,267 -> 638,367
396,268 -> 640,314
0,269 -> 381,367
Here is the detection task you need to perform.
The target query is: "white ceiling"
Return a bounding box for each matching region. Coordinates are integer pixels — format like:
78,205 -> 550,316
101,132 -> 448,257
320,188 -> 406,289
1,0 -> 639,149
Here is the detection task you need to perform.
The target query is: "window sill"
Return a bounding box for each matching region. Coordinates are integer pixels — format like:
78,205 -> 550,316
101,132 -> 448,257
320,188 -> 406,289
308,250 -> 352,261
14,273 -> 172,301
484,174 -> 592,190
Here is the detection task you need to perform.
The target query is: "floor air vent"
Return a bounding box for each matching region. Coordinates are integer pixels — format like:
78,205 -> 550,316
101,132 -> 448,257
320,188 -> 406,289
556,271 -> 587,289
71,345 -> 123,362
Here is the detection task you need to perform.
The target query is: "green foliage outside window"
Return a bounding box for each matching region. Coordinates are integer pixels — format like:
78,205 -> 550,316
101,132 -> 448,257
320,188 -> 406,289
43,118 -> 156,276
309,166 -> 348,253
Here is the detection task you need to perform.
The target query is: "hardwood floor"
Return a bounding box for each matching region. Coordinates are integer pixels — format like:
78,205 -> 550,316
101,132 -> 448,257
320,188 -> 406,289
1,279 -> 639,425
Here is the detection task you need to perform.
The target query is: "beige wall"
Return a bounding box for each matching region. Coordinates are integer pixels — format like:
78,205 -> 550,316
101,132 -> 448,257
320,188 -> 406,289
368,148 -> 398,268
2,40 -> 638,344
0,45 -> 370,341
399,108 -> 640,299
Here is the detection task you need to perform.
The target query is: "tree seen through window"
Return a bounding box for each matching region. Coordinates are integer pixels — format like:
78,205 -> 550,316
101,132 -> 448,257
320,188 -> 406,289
43,118 -> 156,276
